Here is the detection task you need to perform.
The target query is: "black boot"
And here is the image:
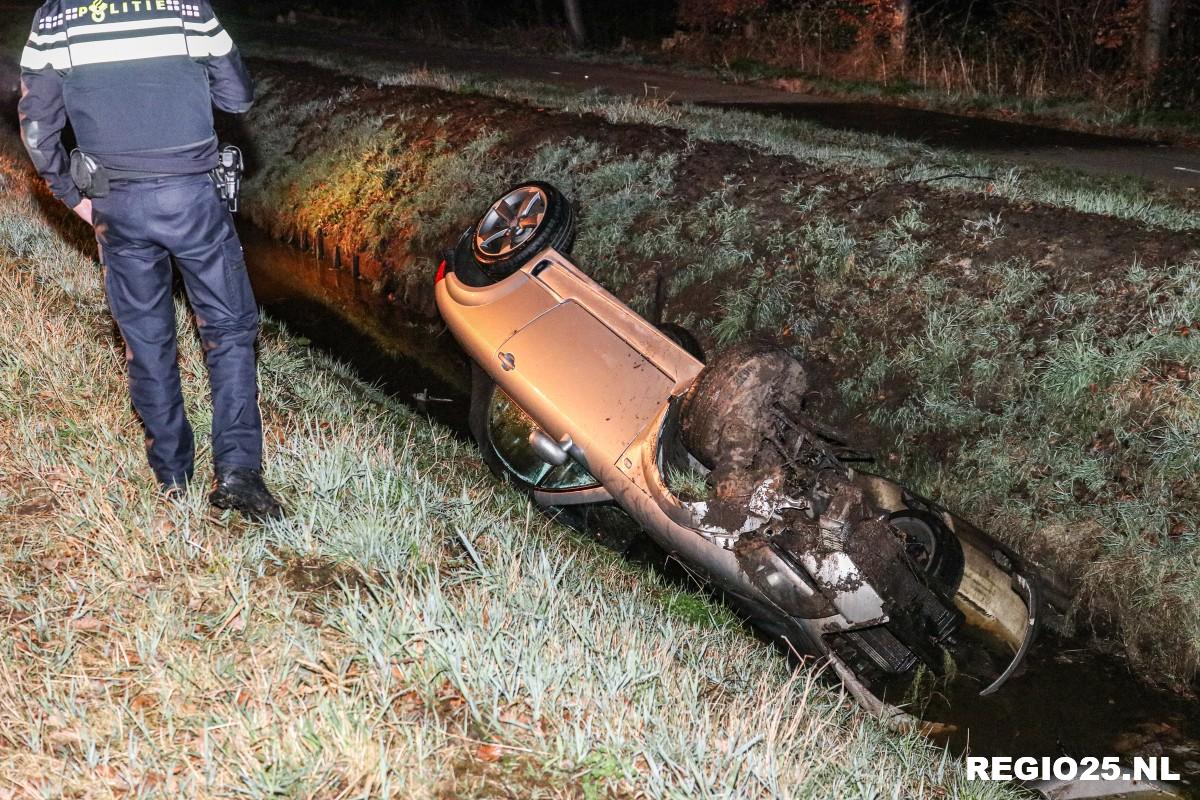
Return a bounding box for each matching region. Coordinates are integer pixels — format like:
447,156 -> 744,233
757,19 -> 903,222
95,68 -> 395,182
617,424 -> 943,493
210,467 -> 284,521
159,473 -> 191,501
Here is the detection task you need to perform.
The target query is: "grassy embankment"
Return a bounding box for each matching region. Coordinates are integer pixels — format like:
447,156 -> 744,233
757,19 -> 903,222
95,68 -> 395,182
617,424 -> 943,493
228,50 -> 1200,688
0,132 -> 1011,795
240,41 -> 1200,230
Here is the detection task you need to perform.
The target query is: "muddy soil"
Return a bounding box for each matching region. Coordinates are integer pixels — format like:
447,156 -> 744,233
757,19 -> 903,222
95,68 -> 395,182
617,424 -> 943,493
239,225 -> 471,432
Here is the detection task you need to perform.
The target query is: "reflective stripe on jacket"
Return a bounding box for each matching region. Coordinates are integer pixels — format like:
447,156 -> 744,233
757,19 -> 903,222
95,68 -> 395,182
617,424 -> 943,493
18,0 -> 254,209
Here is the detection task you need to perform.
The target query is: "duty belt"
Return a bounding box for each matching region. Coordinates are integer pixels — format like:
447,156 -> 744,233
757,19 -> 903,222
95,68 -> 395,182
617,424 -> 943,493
70,149 -> 180,198
70,147 -> 243,213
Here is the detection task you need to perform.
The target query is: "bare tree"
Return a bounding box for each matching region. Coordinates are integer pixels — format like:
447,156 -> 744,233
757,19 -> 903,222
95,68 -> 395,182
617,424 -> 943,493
1143,0 -> 1173,74
890,0 -> 913,63
563,0 -> 587,46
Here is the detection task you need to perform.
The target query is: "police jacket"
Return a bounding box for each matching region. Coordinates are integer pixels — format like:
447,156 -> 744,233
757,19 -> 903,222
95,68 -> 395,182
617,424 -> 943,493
18,0 -> 254,210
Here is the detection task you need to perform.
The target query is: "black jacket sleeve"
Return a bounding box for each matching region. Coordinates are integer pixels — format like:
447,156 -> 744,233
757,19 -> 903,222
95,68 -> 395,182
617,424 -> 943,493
189,1 -> 254,114
18,8 -> 82,210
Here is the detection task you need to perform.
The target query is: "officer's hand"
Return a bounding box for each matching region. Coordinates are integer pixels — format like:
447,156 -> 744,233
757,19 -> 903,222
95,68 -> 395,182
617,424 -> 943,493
72,198 -> 93,226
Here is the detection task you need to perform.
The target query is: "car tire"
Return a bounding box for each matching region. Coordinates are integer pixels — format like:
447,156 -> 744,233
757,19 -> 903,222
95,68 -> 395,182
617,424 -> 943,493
887,509 -> 965,590
453,182 -> 575,287
680,343 -> 809,470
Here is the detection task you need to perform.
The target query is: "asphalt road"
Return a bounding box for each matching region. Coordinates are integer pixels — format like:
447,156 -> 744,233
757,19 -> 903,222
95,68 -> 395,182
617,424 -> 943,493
247,20 -> 1200,191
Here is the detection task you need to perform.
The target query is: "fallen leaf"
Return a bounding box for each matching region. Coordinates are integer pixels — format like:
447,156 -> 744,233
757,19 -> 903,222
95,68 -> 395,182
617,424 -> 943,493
130,694 -> 156,712
71,615 -> 105,632
475,743 -> 503,763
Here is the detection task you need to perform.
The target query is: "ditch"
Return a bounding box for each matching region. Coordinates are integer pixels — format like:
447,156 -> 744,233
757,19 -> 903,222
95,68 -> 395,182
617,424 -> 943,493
240,223 -> 1200,799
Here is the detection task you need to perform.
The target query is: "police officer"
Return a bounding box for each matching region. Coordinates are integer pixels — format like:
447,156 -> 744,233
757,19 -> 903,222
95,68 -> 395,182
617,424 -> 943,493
19,0 -> 283,520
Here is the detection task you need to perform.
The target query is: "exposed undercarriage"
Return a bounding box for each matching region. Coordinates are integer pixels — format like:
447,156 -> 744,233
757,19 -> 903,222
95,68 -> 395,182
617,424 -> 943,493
675,344 -> 1038,705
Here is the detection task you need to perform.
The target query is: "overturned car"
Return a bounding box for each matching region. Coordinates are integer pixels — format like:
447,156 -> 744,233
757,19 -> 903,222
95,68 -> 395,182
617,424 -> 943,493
434,182 -> 1041,722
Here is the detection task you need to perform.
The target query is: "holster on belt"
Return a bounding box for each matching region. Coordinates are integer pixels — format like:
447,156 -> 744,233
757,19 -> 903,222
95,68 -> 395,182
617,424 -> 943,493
70,149 -> 110,199
210,144 -> 243,213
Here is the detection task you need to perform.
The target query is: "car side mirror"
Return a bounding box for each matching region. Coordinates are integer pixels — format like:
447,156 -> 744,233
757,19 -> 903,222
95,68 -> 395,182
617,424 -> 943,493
529,428 -> 570,466
529,429 -> 591,472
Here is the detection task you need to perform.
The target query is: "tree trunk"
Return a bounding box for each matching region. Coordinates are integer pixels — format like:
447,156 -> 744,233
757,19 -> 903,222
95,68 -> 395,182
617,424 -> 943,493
533,0 -> 546,26
890,0 -> 912,64
563,0 -> 587,47
1142,0 -> 1172,75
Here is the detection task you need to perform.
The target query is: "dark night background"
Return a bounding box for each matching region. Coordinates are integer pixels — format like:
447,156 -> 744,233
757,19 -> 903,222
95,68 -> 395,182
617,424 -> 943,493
228,0 -> 1199,109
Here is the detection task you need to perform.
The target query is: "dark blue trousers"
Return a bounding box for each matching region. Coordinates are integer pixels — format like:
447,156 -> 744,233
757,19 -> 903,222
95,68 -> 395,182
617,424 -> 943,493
93,174 -> 262,487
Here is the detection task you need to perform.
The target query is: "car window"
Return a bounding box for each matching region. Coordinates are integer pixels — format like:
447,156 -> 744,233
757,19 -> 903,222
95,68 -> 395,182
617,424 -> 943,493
540,459 -> 597,491
487,389 -> 599,491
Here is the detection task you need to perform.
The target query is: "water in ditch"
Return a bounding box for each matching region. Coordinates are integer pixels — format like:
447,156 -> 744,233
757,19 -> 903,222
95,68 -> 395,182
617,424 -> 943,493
240,225 -> 1200,798
240,225 -> 470,436
922,643 -> 1200,796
